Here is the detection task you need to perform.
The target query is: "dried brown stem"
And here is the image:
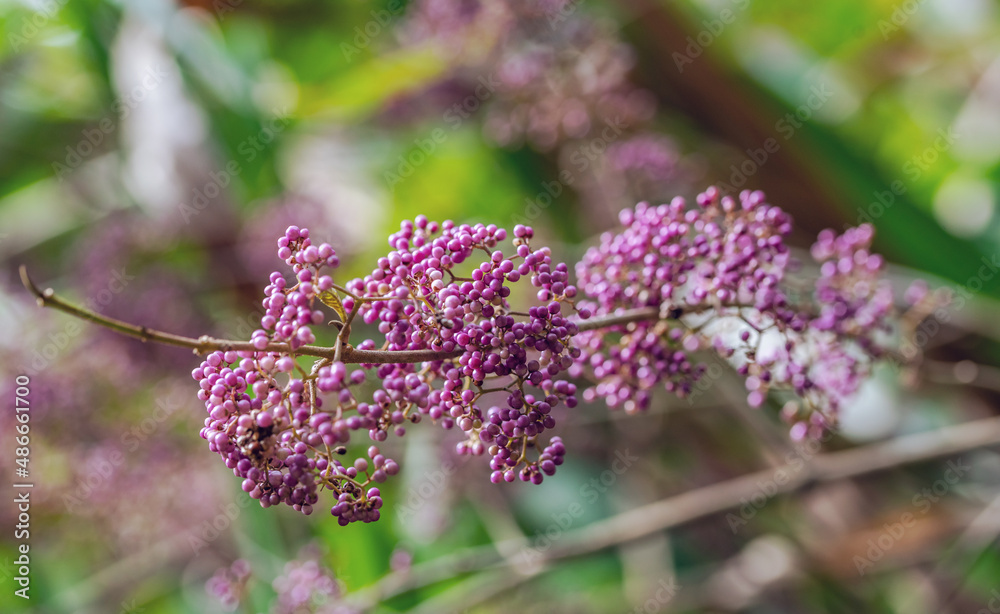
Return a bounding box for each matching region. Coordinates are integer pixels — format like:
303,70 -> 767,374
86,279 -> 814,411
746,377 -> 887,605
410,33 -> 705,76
18,266 -> 673,365
346,414 -> 1000,607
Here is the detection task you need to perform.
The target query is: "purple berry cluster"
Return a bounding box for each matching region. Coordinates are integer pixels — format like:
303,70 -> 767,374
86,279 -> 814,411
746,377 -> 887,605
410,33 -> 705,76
194,226 -> 400,524
344,217 -> 583,484
574,188 -> 908,436
810,224 -> 893,340
774,224 -> 897,438
573,188 -> 795,413
190,191 -> 923,526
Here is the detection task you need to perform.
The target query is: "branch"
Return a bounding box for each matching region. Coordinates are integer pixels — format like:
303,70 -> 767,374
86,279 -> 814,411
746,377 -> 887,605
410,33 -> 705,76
576,305 -> 662,331
923,359 -> 1000,394
347,414 -> 1000,607
18,266 -> 666,364
17,266 -> 467,363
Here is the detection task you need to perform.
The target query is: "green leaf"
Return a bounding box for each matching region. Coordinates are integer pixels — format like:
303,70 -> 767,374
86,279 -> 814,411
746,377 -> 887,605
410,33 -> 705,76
318,289 -> 348,321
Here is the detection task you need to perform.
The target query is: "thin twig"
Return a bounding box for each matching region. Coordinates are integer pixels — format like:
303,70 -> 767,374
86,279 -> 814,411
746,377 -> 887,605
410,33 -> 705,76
923,359 -> 1000,394
576,306 -> 662,331
19,265 -> 462,363
347,414 -> 1000,608
18,266 -> 675,365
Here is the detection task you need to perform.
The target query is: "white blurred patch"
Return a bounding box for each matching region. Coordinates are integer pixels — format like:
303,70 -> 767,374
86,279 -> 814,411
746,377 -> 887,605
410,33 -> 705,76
113,16 -> 209,216
755,327 -> 787,365
923,0 -> 995,37
736,28 -> 860,124
278,132 -> 386,253
802,61 -> 862,123
932,173 -> 995,237
0,281 -> 34,352
952,56 -> 1000,165
837,369 -> 901,442
735,28 -> 811,98
0,165 -> 120,257
739,535 -> 797,586
396,428 -> 455,543
706,535 -> 800,610
253,61 -> 300,115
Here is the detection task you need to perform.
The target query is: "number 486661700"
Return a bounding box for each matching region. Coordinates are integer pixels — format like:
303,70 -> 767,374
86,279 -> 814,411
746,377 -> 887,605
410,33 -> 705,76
14,375 -> 30,473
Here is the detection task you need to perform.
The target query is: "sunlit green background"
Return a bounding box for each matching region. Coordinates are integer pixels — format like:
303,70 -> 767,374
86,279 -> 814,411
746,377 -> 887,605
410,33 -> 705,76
2,0 -> 1000,612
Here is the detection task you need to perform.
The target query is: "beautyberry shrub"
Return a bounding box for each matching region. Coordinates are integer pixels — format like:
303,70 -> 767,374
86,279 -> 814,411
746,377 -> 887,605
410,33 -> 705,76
192,188 -> 924,525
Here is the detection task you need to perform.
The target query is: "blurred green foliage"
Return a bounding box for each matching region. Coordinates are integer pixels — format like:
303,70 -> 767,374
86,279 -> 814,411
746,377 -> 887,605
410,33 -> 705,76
2,0 -> 1000,612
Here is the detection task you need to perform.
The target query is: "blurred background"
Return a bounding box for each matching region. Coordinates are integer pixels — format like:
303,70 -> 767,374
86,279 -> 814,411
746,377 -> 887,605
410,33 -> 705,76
2,0 -> 1000,612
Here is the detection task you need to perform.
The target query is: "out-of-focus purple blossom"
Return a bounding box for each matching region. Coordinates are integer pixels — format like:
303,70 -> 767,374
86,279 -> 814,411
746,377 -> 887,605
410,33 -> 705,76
206,559 -> 251,612
272,546 -> 356,614
238,195 -> 344,285
393,0 -> 689,211
574,187 -> 911,437
608,134 -> 681,184
574,187 -> 794,413
208,549 -> 358,614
